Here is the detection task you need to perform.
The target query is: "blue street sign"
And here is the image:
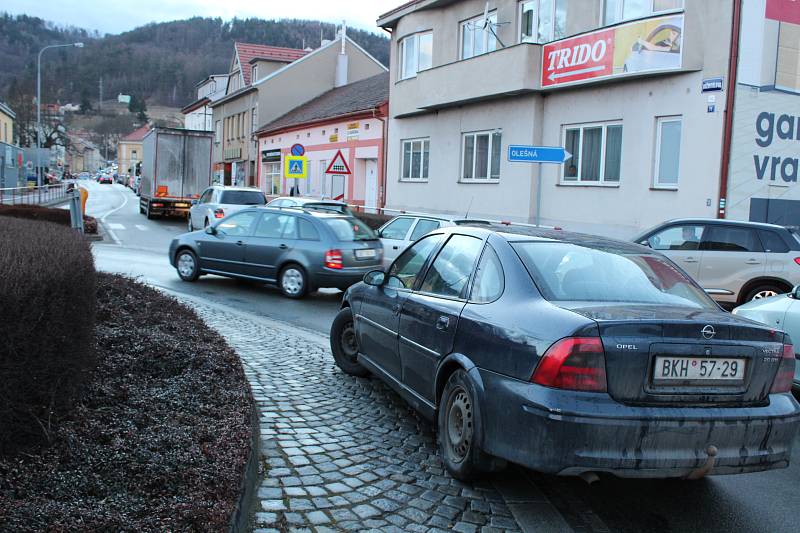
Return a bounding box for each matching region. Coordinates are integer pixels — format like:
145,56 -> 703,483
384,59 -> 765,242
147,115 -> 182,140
702,77 -> 724,92
291,143 -> 305,156
289,160 -> 303,173
508,145 -> 572,164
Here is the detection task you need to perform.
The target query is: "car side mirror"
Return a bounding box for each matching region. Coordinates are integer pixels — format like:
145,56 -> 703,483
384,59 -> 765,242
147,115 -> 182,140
363,270 -> 385,286
205,226 -> 217,235
793,286 -> 800,300
191,199 -> 198,206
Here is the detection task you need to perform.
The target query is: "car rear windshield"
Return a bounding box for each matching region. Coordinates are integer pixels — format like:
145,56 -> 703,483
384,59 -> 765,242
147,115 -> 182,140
219,190 -> 266,205
512,241 -> 717,309
323,217 -> 377,241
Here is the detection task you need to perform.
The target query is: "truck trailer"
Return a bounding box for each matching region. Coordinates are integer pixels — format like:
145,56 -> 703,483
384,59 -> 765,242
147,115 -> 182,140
139,127 -> 212,219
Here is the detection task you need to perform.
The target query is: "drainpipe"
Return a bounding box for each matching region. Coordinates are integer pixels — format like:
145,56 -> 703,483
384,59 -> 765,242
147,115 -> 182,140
375,105 -> 388,210
716,0 -> 742,219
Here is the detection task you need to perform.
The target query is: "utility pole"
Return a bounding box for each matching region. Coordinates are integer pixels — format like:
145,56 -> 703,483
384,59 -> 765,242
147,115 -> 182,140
99,77 -> 103,113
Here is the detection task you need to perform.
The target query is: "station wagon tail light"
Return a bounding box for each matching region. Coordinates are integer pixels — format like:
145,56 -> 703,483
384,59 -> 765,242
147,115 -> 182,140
771,343 -> 796,393
325,249 -> 343,270
531,337 -> 608,392
214,208 -> 225,219
794,258 -> 800,266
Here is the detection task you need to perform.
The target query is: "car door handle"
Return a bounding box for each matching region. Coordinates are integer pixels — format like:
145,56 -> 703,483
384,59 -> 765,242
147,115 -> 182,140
279,244 -> 288,250
235,240 -> 244,246
683,257 -> 698,263
745,259 -> 760,264
436,316 -> 449,331
392,245 -> 399,250
392,304 -> 401,315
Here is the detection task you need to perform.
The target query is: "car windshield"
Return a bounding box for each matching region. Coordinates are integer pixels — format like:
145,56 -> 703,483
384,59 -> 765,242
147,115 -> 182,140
220,190 -> 266,205
512,241 -> 717,309
323,217 -> 377,241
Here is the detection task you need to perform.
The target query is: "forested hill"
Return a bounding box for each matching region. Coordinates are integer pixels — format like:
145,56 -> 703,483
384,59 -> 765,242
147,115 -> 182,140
0,14 -> 389,108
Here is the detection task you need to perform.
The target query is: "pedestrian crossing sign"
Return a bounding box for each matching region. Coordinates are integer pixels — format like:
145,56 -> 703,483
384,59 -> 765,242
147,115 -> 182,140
285,155 -> 308,179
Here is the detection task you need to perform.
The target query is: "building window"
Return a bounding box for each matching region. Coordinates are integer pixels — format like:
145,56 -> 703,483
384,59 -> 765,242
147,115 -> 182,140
461,130 -> 501,182
252,65 -> 259,82
654,116 -> 681,188
562,122 -> 623,184
520,0 -> 566,43
461,11 -> 498,59
265,161 -> 281,195
604,0 -> 683,26
399,32 -> 433,80
401,138 -> 430,181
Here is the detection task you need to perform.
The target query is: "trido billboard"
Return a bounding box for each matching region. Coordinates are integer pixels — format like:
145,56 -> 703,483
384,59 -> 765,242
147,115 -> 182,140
541,14 -> 684,88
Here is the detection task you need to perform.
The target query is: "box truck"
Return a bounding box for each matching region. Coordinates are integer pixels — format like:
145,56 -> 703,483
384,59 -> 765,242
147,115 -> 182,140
139,127 -> 212,219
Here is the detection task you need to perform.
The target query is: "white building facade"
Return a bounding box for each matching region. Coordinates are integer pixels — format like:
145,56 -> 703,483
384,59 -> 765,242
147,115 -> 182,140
182,75 -> 229,131
379,0 -> 737,238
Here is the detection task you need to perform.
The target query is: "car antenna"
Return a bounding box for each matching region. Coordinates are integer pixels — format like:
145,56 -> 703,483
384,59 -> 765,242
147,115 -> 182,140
465,196 -> 474,219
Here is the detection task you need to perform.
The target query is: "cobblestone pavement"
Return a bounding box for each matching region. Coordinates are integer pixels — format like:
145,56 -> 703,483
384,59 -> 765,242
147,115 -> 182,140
187,299 -> 526,533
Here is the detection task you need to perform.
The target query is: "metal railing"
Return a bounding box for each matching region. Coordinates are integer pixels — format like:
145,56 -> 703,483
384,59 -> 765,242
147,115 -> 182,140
0,183 -> 70,206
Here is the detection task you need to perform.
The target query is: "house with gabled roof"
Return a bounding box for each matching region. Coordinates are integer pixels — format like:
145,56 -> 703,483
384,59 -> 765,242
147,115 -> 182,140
255,72 -> 389,207
117,124 -> 150,178
210,29 -> 387,189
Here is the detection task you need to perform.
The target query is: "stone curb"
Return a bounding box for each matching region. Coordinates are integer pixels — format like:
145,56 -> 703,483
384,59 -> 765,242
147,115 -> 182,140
230,407 -> 261,533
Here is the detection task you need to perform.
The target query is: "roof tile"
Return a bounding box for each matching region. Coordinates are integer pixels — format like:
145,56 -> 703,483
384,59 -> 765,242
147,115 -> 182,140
234,42 -> 308,86
256,73 -> 389,135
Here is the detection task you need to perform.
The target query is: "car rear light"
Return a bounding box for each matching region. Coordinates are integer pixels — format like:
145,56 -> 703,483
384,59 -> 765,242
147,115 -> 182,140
152,203 -> 164,208
214,208 -> 225,219
771,343 -> 796,393
325,249 -> 343,270
531,337 -> 607,392
794,258 -> 800,266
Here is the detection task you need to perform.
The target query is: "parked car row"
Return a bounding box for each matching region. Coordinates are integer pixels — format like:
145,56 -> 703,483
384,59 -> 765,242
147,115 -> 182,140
165,193 -> 800,481
329,223 -> 800,481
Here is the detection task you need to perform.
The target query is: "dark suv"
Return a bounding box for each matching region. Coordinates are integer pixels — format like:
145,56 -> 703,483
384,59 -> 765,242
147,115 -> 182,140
169,207 -> 383,298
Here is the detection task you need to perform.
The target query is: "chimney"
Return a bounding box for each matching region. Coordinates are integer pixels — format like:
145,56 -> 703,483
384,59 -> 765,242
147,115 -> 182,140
334,20 -> 348,88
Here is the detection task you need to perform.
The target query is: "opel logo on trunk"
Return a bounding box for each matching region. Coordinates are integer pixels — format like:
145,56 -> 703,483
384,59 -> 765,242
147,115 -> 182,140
702,325 -> 716,339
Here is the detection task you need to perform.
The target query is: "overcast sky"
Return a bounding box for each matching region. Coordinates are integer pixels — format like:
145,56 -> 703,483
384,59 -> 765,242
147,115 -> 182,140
3,0 -> 400,35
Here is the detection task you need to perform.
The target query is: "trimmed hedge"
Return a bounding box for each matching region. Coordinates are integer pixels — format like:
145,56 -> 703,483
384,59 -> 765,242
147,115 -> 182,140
0,204 -> 98,234
0,217 -> 96,454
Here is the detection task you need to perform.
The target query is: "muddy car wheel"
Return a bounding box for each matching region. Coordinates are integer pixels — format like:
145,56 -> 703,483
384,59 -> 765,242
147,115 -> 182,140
330,308 -> 369,377
438,369 -> 494,480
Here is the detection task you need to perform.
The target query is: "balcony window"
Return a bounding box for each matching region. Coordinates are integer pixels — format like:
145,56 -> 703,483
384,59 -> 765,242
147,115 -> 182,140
400,32 -> 433,80
461,11 -> 497,59
604,0 -> 683,25
562,122 -> 623,184
462,130 -> 501,182
401,138 -> 430,181
520,0 -> 567,43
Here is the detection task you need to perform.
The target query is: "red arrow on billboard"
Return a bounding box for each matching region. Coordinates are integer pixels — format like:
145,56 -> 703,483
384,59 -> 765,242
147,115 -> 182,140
325,150 -> 351,175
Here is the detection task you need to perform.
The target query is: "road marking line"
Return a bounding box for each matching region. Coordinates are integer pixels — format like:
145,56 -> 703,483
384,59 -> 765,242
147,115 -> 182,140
135,224 -> 149,231
107,223 -> 126,230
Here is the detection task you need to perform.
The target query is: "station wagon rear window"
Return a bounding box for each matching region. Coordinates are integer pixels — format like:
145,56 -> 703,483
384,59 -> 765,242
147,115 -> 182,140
323,217 -> 377,241
219,190 -> 266,205
512,242 -> 717,309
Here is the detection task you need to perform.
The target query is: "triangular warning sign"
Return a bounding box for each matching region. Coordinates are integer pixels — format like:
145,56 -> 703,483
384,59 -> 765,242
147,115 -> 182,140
325,150 -> 351,175
289,160 -> 302,174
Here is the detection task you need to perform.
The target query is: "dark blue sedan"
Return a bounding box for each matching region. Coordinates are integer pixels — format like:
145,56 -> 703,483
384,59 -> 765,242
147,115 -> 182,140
329,225 -> 800,480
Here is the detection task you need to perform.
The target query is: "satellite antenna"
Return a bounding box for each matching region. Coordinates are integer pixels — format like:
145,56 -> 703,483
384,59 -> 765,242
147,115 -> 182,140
478,1 -> 507,48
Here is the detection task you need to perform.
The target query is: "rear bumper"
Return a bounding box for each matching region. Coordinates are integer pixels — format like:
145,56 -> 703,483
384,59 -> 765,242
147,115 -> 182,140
478,368 -> 800,478
313,266 -> 378,290
142,197 -> 192,215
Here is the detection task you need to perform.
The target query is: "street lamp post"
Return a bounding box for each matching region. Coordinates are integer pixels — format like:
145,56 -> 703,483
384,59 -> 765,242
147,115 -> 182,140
37,42 -> 83,186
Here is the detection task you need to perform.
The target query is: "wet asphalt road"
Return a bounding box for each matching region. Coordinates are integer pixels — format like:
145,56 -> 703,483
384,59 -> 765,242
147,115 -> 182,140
86,182 -> 800,533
